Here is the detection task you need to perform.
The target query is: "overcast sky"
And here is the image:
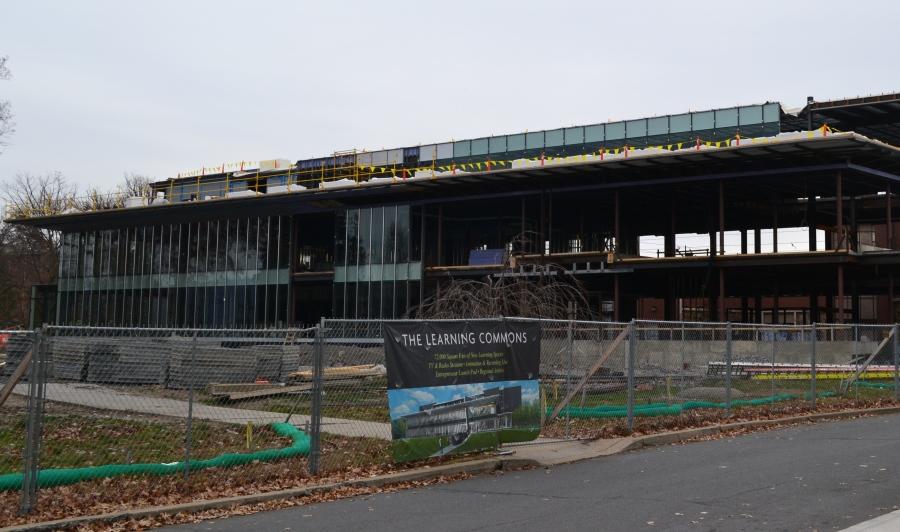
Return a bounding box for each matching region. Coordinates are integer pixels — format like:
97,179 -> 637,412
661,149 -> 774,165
1,0 -> 899,192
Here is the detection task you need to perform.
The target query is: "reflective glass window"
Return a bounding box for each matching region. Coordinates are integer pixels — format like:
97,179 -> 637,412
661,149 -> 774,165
507,134 -> 525,151
565,127 -> 584,145
488,136 -> 507,154
584,124 -> 604,143
471,138 -> 489,156
545,129 -> 564,147
525,131 -> 544,150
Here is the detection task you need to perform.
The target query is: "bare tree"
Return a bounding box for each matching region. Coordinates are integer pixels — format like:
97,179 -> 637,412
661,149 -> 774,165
76,186 -> 121,211
0,55 -> 14,152
414,233 -> 593,320
0,171 -> 154,325
0,172 -> 77,325
1,171 -> 77,247
119,172 -> 152,198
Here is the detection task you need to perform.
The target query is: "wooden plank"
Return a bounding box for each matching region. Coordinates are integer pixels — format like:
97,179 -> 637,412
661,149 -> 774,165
547,324 -> 630,422
288,364 -> 382,381
841,329 -> 894,394
226,383 -> 313,401
0,349 -> 32,408
208,383 -> 284,396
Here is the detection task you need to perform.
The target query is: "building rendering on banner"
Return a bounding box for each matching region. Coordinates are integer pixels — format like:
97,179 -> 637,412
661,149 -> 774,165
401,386 -> 522,440
7,92 -> 900,327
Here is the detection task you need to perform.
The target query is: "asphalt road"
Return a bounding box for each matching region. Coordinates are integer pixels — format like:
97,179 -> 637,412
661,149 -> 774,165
161,414 -> 900,532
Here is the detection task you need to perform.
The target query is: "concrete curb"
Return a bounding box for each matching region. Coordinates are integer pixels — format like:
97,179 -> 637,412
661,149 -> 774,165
1,457 -> 537,532
8,404 -> 900,531
622,404 -> 900,452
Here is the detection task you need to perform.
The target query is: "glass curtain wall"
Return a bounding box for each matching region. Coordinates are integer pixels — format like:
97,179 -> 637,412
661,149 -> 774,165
56,215 -> 291,327
333,204 -> 422,319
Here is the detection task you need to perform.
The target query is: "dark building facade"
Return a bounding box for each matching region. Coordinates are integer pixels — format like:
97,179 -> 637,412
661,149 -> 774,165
9,93 -> 900,327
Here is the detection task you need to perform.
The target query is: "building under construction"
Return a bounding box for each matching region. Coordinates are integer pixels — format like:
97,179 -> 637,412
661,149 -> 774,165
8,92 -> 900,327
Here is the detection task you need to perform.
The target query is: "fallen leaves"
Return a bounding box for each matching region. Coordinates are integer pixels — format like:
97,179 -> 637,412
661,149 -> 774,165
3,395 -> 896,530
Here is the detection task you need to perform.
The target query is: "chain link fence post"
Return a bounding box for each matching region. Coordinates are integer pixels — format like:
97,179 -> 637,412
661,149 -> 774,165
626,320 -> 635,433
565,304 -> 574,439
308,318 -> 325,476
893,323 -> 899,402
853,324 -> 860,405
770,327 -> 776,400
725,322 -> 732,415
19,326 -> 47,515
810,323 -> 817,408
183,330 -> 197,481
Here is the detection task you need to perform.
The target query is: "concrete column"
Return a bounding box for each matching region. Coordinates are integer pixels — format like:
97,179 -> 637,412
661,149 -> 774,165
740,230 -> 748,255
664,288 -> 675,321
809,292 -> 819,323
837,264 -> 845,323
825,288 -> 835,323
808,192 -> 817,252
665,196 -> 676,257
718,269 -> 726,322
548,192 -> 553,254
754,228 -> 762,254
614,275 -> 620,322
887,182 -> 894,250
772,202 -> 779,253
520,197 -> 526,253
891,273 -> 896,322
539,191 -> 546,255
754,290 -> 763,324
836,171 -> 844,250
614,191 -> 620,255
437,205 -> 443,265
719,181 -> 725,256
773,280 -> 780,325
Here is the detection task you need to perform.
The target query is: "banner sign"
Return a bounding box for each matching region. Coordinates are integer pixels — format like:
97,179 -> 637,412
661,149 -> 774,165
384,320 -> 542,462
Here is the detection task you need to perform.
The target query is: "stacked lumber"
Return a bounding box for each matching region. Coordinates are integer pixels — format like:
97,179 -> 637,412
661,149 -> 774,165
207,381 -> 312,401
287,364 -> 385,382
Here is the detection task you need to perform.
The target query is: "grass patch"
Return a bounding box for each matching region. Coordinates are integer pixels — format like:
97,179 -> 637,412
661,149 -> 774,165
0,413 -> 291,474
199,381 -> 390,423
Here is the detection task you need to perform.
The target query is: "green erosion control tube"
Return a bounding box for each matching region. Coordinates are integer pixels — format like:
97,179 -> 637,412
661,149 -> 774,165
552,392 -> 837,419
0,422 -> 309,491
856,381 -> 894,390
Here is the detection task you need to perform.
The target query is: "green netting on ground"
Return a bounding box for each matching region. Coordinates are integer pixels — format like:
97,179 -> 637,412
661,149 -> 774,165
855,381 -> 896,390
0,422 -> 309,491
551,392 -> 837,419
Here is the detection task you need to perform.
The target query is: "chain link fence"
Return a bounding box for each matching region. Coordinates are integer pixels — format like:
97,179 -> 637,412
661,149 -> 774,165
3,319 -> 900,516
1,330 -> 35,485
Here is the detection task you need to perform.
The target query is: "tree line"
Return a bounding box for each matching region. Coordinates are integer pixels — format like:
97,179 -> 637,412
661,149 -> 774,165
0,172 -> 153,327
